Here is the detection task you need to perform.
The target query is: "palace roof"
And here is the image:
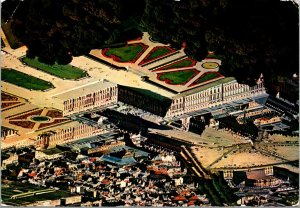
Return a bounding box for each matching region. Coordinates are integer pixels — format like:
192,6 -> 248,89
53,80 -> 117,100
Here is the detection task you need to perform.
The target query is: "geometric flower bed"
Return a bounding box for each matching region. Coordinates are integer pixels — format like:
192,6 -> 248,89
153,57 -> 197,71
201,62 -> 219,69
1,102 -> 21,109
22,57 -> 88,80
8,109 -> 69,130
38,118 -> 69,129
9,120 -> 36,129
138,46 -> 175,66
189,72 -> 223,87
157,68 -> 200,85
1,92 -> 24,111
2,68 -> 54,91
102,43 -> 149,63
46,110 -> 63,118
1,92 -> 18,101
10,109 -> 44,120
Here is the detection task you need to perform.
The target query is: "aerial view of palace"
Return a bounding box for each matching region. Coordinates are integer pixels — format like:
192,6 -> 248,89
1,0 -> 299,206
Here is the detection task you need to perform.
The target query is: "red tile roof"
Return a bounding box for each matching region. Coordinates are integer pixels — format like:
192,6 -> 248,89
102,179 -> 110,185
28,172 -> 37,177
174,195 -> 187,201
189,195 -> 199,201
188,201 -> 195,206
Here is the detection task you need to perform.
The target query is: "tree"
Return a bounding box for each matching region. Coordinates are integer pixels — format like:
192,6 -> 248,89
2,0 -> 298,98
8,0 -> 144,64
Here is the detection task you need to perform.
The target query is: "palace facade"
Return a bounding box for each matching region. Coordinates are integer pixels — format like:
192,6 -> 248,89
54,80 -> 118,116
54,78 -> 268,122
165,78 -> 268,119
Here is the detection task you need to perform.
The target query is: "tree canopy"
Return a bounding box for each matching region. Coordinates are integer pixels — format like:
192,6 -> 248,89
2,0 -> 299,96
6,0 -> 144,64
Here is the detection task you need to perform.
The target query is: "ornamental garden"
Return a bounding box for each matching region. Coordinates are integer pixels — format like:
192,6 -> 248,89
157,69 -> 199,85
8,108 -> 68,130
102,43 -> 148,63
138,46 -> 176,66
189,72 -> 223,87
93,35 -> 224,92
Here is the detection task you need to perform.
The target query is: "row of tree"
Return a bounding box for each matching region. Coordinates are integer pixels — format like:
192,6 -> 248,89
196,173 -> 238,206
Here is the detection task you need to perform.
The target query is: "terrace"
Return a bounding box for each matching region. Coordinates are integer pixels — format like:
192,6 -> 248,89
89,32 -> 224,94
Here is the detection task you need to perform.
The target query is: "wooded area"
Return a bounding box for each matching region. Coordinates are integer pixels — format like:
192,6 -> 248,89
2,0 -> 298,96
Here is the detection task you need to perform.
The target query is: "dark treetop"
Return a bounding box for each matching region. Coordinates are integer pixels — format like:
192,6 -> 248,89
2,0 -> 299,97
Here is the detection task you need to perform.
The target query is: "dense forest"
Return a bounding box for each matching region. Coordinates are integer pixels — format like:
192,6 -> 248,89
2,0 -> 299,95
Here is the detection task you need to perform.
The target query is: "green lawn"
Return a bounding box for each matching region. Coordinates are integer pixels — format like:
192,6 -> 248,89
161,58 -> 195,70
145,47 -> 173,61
158,69 -> 197,85
22,57 -> 88,80
194,73 -> 221,84
2,68 -> 54,91
104,44 -> 145,62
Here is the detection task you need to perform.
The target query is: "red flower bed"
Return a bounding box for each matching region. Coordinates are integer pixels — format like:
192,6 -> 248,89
46,110 -> 63,118
9,120 -> 35,129
38,118 -> 69,129
1,102 -> 20,109
1,93 -> 18,101
101,43 -> 149,64
10,109 -> 44,120
138,46 -> 176,66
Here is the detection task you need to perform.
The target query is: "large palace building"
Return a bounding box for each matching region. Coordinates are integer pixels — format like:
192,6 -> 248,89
166,77 -> 267,119
53,77 -> 268,124
53,80 -> 118,116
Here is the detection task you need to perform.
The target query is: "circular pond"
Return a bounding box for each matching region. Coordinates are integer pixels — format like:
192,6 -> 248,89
30,116 -> 51,123
202,62 -> 219,69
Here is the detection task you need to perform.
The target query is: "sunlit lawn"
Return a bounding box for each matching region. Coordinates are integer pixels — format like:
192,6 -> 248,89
104,44 -> 145,62
2,68 -> 54,91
